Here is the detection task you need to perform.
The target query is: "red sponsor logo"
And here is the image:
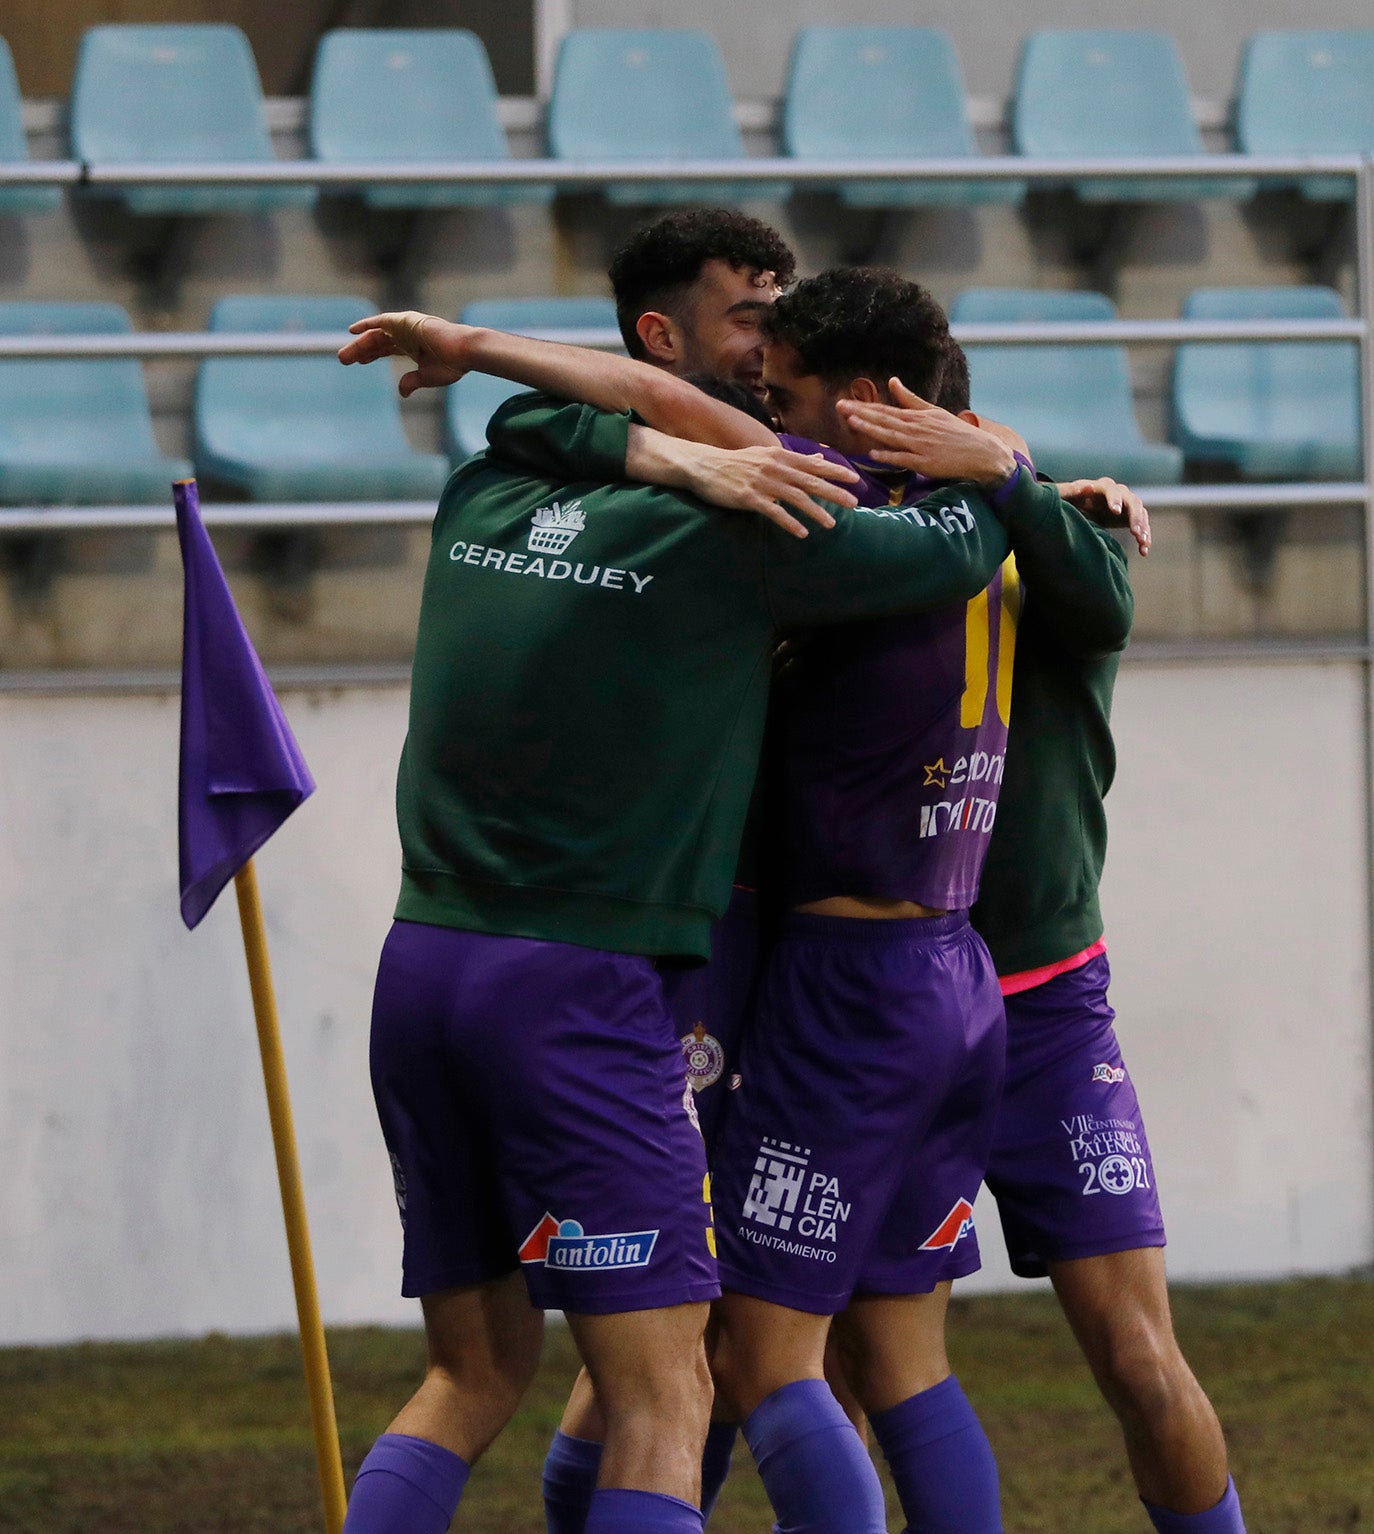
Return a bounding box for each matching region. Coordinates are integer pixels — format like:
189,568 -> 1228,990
518,1212 -> 560,1264
919,1197 -> 976,1251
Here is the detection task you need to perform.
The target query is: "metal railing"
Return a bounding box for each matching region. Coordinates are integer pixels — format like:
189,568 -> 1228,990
0,150 -> 1371,631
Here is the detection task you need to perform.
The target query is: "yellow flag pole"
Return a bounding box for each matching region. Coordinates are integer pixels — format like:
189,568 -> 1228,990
233,857 -> 348,1534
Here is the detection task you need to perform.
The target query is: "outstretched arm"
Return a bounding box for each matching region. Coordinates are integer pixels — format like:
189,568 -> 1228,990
339,310 -> 774,450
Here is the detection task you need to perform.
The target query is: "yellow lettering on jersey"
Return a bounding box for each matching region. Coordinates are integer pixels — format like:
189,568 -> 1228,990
961,587 -> 991,728
996,555 -> 1021,727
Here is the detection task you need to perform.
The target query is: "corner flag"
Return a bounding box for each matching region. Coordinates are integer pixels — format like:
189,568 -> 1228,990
176,478 -> 314,928
173,479 -> 345,1534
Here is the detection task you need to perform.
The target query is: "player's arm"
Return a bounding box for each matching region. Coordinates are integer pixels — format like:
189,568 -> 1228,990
764,472 -> 1025,629
838,392 -> 1133,654
338,310 -> 774,449
483,392 -> 856,536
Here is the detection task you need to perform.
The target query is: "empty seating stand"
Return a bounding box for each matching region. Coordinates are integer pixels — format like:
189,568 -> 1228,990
193,296 -> 449,501
953,289 -> 1184,485
783,27 -> 1021,207
70,24 -> 315,215
1236,31 -> 1374,202
1013,29 -> 1253,202
0,38 -> 61,215
447,297 -> 620,462
548,29 -> 787,205
309,29 -> 550,210
1172,287 -> 1360,481
0,302 -> 191,503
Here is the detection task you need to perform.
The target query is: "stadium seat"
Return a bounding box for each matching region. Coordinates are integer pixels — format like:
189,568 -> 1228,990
782,27 -> 1022,207
1012,30 -> 1253,202
0,302 -> 192,503
0,37 -> 62,215
446,297 -> 621,461
1236,32 -> 1374,201
194,296 -> 449,501
547,29 -> 788,205
309,29 -> 551,210
1172,287 -> 1360,481
70,24 -> 316,216
953,289 -> 1184,484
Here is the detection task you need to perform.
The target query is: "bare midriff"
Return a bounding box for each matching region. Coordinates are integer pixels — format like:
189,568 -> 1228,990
794,895 -> 947,920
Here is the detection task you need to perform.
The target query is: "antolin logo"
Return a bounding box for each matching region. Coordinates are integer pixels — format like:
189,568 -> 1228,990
518,1213 -> 659,1272
919,1197 -> 976,1251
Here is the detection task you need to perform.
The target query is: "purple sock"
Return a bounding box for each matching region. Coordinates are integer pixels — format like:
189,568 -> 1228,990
1144,1477 -> 1246,1533
870,1375 -> 1002,1534
744,1378 -> 887,1534
701,1421 -> 738,1522
543,1430 -> 604,1534
585,1488 -> 704,1534
342,1432 -> 469,1534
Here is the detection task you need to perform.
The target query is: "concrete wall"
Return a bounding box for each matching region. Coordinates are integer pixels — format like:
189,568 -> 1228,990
1,660 -> 1369,1342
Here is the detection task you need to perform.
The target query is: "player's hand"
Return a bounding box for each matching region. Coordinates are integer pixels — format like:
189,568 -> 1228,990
339,312 -> 474,397
1057,478 -> 1152,556
676,442 -> 859,537
838,378 -> 1018,489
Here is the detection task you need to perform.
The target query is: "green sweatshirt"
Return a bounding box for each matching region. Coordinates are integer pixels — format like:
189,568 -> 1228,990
393,393 -> 1055,961
969,490 -> 1133,975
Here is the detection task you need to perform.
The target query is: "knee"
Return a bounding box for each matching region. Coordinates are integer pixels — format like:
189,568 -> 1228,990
607,1336 -> 714,1435
1091,1317 -> 1192,1429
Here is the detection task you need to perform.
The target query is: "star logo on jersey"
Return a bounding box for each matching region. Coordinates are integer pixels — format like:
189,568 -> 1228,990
919,1197 -> 976,1250
923,758 -> 951,788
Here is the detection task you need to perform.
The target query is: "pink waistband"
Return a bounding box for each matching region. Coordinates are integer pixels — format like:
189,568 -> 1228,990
998,937 -> 1107,997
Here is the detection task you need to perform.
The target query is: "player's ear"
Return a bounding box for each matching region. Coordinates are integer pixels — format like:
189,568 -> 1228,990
635,311 -> 679,367
848,376 -> 882,404
958,409 -> 982,425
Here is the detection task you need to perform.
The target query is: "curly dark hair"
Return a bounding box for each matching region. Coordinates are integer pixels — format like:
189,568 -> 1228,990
761,267 -> 955,403
608,209 -> 797,358
936,340 -> 971,414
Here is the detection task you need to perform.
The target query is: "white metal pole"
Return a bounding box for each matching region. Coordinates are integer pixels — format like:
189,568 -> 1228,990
534,0 -> 575,100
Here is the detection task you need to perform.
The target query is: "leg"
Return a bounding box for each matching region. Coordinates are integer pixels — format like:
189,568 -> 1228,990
835,1288 -> 1001,1534
710,1291 -> 887,1534
344,1270 -> 544,1533
1050,1248 -> 1243,1524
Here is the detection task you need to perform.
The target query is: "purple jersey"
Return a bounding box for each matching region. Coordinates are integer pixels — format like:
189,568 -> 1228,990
774,437 -> 1019,911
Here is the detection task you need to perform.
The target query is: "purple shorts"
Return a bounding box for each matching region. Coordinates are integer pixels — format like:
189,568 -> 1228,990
711,911 -> 1005,1315
660,888 -> 763,1153
369,920 -> 719,1314
980,953 -> 1166,1279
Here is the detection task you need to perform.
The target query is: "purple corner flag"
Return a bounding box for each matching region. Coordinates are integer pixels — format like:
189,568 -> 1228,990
175,480 -> 315,929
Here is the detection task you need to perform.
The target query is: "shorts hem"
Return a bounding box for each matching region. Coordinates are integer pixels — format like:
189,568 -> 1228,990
402,1259 -> 519,1299
857,1255 -> 981,1296
717,1267 -> 849,1317
547,1279 -> 721,1316
1007,1230 -> 1167,1280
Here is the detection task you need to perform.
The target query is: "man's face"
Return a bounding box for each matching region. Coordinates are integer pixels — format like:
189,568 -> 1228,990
762,340 -> 872,455
675,259 -> 781,395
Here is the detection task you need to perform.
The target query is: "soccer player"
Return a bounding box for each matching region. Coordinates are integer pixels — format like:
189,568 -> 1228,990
384,269 -> 1138,1534
841,391 -> 1247,1534
336,309 -> 1042,1534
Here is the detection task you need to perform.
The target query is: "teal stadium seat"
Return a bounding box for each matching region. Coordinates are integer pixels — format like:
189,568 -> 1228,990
782,27 -> 1022,207
70,24 -> 316,215
1172,287 -> 1360,481
1236,32 -> 1374,202
446,298 -> 621,462
1013,30 -> 1253,202
953,289 -> 1184,485
548,29 -> 788,205
0,38 -> 61,215
309,29 -> 551,210
194,296 -> 450,501
0,302 -> 192,503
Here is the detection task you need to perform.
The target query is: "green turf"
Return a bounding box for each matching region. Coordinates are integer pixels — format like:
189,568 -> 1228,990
1,1277 -> 1370,1532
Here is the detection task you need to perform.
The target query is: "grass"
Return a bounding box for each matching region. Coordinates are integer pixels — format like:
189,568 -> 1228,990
1,1277 -> 1371,1531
